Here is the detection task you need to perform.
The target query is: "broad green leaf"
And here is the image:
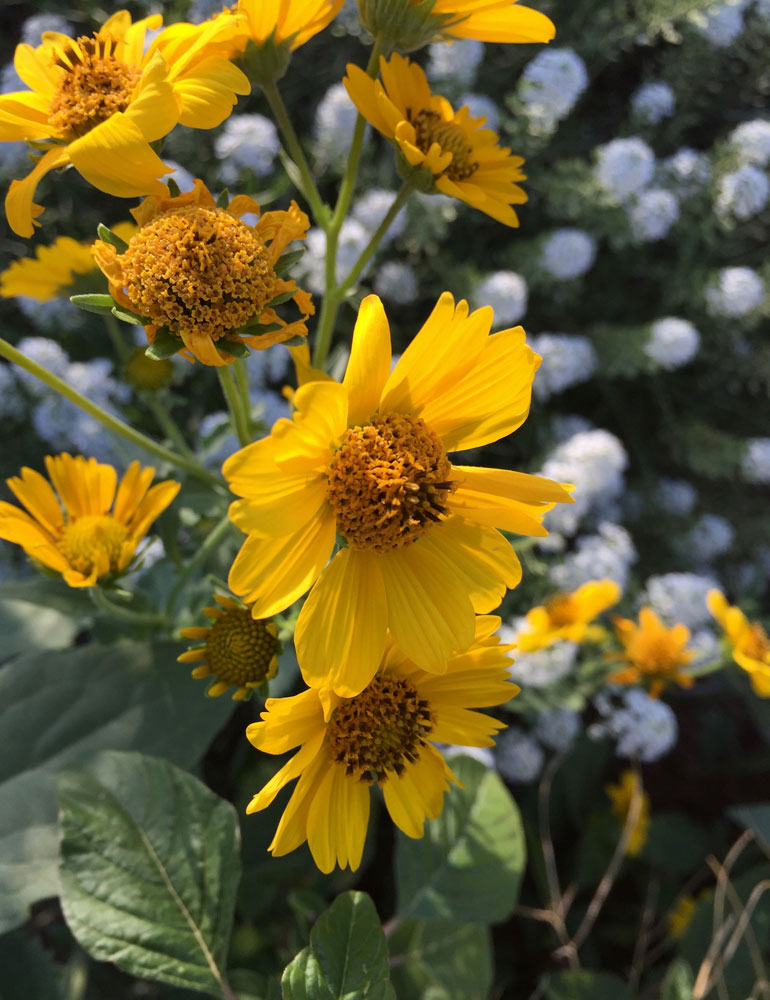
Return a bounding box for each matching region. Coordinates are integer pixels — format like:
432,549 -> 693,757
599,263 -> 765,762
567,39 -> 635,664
0,930 -> 63,999
229,969 -> 283,1000
281,891 -> 396,1000
388,920 -> 492,1000
729,802 -> 770,853
0,595 -> 79,662
69,293 -> 117,315
0,578 -> 93,619
661,958 -> 694,1000
544,970 -> 631,1000
0,640 -> 232,933
396,756 -> 526,923
58,750 -> 240,996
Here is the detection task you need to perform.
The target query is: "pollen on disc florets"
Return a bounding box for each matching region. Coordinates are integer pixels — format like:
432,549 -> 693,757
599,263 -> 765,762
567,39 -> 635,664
48,35 -> 141,137
119,207 -> 277,341
327,674 -> 435,784
326,413 -> 453,553
205,608 -> 278,686
411,108 -> 479,181
57,514 -> 128,575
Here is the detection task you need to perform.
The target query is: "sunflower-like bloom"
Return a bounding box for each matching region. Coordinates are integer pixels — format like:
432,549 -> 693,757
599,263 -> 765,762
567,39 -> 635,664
344,54 -> 527,226
179,593 -> 280,700
608,607 -> 695,698
92,179 -> 313,366
245,616 -> 516,872
0,222 -> 135,302
0,454 -> 180,588
225,292 -> 572,710
707,589 -> 770,697
0,10 -> 249,237
516,579 -> 622,652
605,770 -> 650,858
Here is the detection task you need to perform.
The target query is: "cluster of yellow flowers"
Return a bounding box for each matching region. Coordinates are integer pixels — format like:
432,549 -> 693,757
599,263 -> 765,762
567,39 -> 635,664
0,0 -> 767,877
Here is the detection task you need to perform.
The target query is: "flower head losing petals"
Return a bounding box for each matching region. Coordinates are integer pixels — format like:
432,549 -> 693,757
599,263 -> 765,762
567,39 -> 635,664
708,590 -> 770,697
245,616 -> 515,872
608,607 -> 695,698
344,54 -> 528,226
0,453 -> 179,587
179,593 -> 279,699
0,10 -> 249,236
224,292 -> 573,711
92,180 -> 313,366
516,579 -> 622,652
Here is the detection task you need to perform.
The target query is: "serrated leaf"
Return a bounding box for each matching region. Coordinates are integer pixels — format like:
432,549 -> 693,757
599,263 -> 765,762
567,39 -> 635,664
274,249 -> 304,276
396,756 -> 526,923
281,892 -> 396,1000
112,305 -> 149,325
544,970 -> 631,1000
388,920 -> 492,1000
58,750 -> 240,996
97,223 -> 129,252
0,640 -> 232,933
661,958 -> 694,1000
69,293 -> 117,315
146,328 -> 183,360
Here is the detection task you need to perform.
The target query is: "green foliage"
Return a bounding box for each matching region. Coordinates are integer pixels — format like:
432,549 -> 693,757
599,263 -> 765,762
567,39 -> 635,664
388,920 -> 493,1000
395,756 -> 526,923
0,593 -> 80,661
58,750 -> 240,996
0,640 -> 231,933
544,970 -> 632,1000
281,892 -> 395,1000
661,958 -> 695,1000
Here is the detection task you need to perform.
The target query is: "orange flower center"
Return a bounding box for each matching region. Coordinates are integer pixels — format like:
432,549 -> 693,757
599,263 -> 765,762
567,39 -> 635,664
325,413 -> 453,553
745,623 -> 770,663
545,593 -> 579,626
48,35 -> 141,137
119,207 -> 277,342
629,633 -> 689,676
57,514 -> 128,576
327,674 -> 434,783
411,108 -> 479,181
204,609 -> 278,686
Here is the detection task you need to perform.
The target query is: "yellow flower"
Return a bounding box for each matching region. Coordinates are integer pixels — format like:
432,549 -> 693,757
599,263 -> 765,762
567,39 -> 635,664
667,895 -> 696,941
245,615 -> 516,873
605,769 -> 650,857
0,10 -> 249,237
179,593 -> 279,700
224,292 -> 572,711
0,222 -> 136,301
516,579 -> 622,652
235,0 -> 344,49
608,607 -> 695,698
92,179 -> 313,367
344,53 -> 528,226
707,589 -> 770,697
0,453 -> 180,588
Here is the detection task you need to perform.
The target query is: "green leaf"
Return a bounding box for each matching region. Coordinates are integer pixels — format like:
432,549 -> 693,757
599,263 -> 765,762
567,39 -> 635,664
265,289 -> 296,307
0,594 -> 79,662
0,578 -> 94,619
661,958 -> 694,1000
217,339 -> 251,360
729,802 -> 770,853
97,223 -> 129,252
281,891 -> 396,1000
229,969 -> 282,1000
112,305 -> 149,325
274,249 -> 305,276
145,328 -> 183,360
69,293 -> 117,315
388,920 -> 492,1000
237,320 -> 284,336
282,335 -> 306,347
167,177 -> 181,198
395,756 -> 526,923
544,970 -> 631,1000
216,187 -> 230,208
58,750 -> 240,996
0,640 -> 232,934
645,812 -> 711,874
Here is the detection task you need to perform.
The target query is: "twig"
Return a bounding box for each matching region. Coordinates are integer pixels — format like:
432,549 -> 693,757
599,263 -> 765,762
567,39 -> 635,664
628,875 -> 659,994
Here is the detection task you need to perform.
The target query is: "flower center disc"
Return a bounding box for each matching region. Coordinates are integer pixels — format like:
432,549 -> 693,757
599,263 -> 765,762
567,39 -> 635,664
633,635 -> 685,675
412,108 -> 479,181
57,514 -> 128,576
48,35 -> 141,136
205,609 -> 277,685
120,207 -> 277,341
327,674 -> 434,783
326,413 -> 453,552
545,594 -> 579,626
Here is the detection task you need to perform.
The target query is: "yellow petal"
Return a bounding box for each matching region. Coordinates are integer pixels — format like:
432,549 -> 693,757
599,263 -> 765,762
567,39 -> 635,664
382,746 -> 453,838
6,466 -> 64,537
343,294 -> 392,424
173,57 -> 250,129
67,112 -> 172,197
13,42 -> 61,97
5,145 -> 70,238
445,4 -> 555,43
124,50 -> 181,142
268,749 -> 330,857
430,704 -> 506,747
246,729 -> 325,812
126,480 -> 180,539
343,64 -> 392,136
448,464 -> 573,536
306,762 -> 370,873
295,548 -> 388,699
228,478 -> 328,538
0,91 -> 52,141
247,688 -> 325,754
113,461 -> 156,524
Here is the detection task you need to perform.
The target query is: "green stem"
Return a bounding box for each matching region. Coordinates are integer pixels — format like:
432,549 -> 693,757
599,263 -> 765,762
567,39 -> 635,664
165,514 -> 234,617
89,588 -> 166,627
336,179 -> 414,299
217,366 -> 251,447
104,313 -> 130,362
262,78 -> 328,225
0,337 -> 221,487
233,358 -> 256,438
